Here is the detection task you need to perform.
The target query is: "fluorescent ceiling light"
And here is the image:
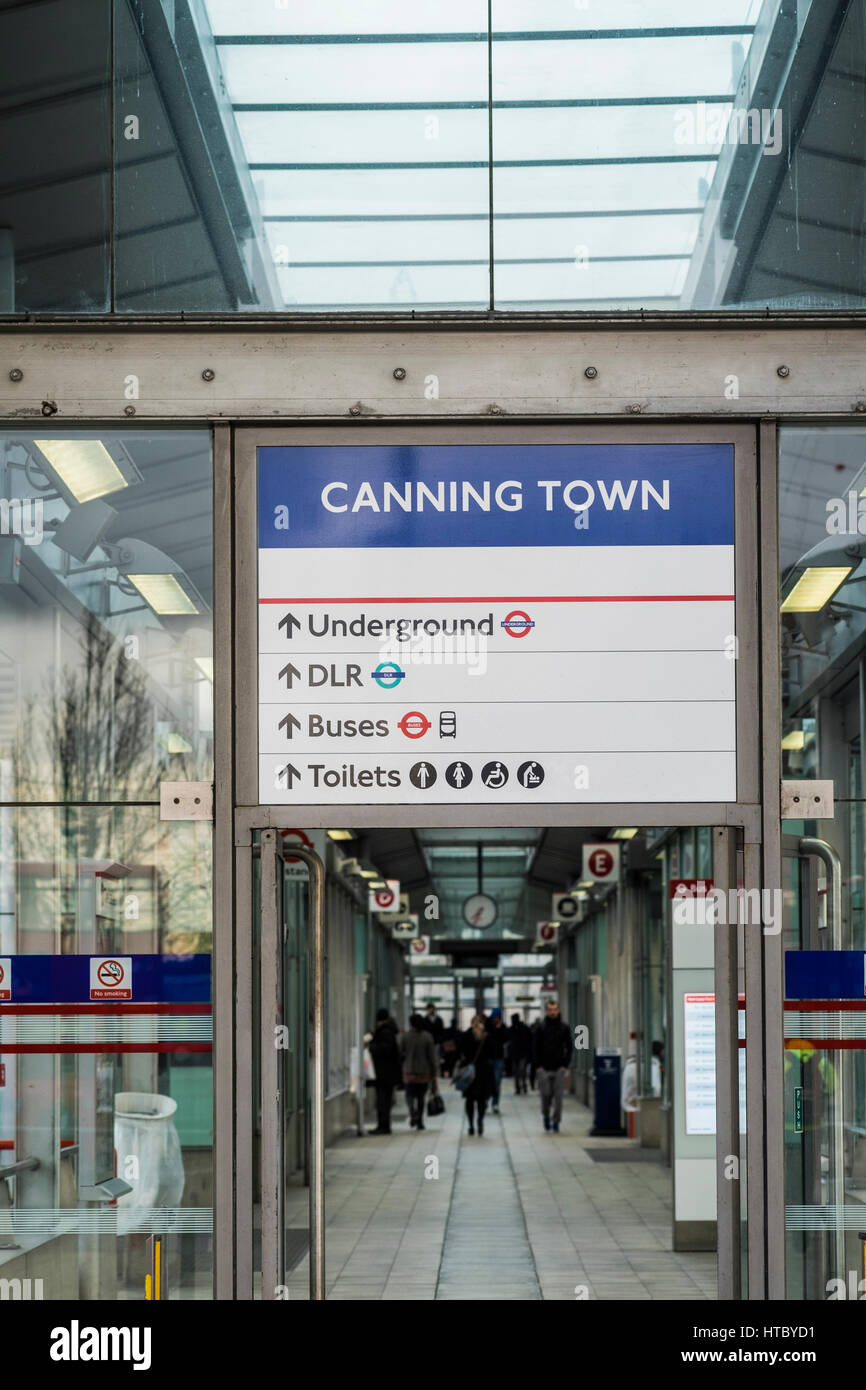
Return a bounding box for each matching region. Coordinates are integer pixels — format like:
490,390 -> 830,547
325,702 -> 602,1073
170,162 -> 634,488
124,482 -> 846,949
194,656 -> 214,682
781,730 -> 805,751
780,567 -> 852,613
127,573 -> 200,615
33,439 -> 131,503
358,868 -> 379,879
328,830 -> 355,841
577,880 -> 594,888
167,732 -> 192,754
610,828 -> 638,839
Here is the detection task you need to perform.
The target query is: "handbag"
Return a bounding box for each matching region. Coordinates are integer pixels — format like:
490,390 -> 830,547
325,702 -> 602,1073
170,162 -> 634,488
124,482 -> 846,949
427,1091 -> 445,1116
452,1035 -> 485,1093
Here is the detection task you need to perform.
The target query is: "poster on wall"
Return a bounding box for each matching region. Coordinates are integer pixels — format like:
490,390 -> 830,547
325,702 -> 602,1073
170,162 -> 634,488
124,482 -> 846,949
683,992 -> 746,1135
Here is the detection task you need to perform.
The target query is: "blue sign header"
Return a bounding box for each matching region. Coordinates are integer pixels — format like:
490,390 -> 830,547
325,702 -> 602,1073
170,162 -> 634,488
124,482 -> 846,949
0,955 -> 211,1005
785,951 -> 866,1000
258,443 -> 734,550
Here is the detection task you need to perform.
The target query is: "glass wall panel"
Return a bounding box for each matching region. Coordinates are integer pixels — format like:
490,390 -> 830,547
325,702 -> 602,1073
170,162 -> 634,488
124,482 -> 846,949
0,0 -> 111,311
780,424 -> 866,1299
2,0 -> 865,311
0,805 -> 213,1299
0,428 -> 212,801
491,0 -> 866,311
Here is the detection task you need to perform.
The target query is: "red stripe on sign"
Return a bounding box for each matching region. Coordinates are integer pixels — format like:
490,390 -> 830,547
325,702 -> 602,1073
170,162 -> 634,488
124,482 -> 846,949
260,594 -> 735,604
0,1003 -> 211,1015
785,1040 -> 866,1050
784,1000 -> 866,1011
0,1043 -> 212,1054
0,1139 -> 75,1150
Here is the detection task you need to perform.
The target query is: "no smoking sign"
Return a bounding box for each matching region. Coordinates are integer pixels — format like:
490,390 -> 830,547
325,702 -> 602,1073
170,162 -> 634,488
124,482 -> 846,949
90,956 -> 133,1000
0,957 -> 10,1001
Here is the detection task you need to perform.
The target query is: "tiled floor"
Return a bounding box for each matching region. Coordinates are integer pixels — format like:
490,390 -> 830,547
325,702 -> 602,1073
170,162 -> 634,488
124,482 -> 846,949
285,1089 -> 717,1301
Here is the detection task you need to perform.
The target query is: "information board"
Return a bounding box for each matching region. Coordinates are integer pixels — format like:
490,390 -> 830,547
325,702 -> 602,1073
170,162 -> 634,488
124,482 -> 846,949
257,443 -> 736,806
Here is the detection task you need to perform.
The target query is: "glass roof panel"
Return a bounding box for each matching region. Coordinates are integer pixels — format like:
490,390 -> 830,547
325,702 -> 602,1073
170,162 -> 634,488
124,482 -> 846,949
201,0 -> 763,309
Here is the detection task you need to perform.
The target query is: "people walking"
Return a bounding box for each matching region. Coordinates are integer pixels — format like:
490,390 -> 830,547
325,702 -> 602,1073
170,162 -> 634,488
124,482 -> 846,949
367,1007 -> 401,1134
421,1002 -> 445,1074
400,1013 -> 437,1130
457,1014 -> 493,1136
441,1016 -> 459,1077
485,1008 -> 508,1114
509,1011 -> 532,1094
533,999 -> 573,1132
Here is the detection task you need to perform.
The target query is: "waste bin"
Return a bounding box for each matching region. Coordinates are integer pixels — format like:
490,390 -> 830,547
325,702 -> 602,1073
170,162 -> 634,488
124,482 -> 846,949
590,1047 -> 626,1136
114,1092 -> 185,1212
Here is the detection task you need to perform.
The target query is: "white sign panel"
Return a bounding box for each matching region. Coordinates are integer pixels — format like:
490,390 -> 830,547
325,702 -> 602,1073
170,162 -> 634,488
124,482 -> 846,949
378,892 -> 409,922
89,956 -> 132,1001
684,992 -> 747,1136
409,935 -> 431,959
392,915 -> 419,941
257,444 -> 736,805
369,879 -> 400,913
582,842 -> 621,883
0,957 -> 10,1001
536,921 -> 559,947
552,893 -> 581,923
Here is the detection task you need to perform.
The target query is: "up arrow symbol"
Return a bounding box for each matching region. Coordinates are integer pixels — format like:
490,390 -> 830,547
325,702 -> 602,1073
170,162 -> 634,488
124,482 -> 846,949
278,612 -> 301,639
279,712 -> 302,739
278,763 -> 302,788
279,662 -> 302,688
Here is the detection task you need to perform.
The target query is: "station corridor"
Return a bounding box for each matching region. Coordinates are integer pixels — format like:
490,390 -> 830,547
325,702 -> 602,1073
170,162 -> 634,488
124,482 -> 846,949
284,1095 -> 717,1301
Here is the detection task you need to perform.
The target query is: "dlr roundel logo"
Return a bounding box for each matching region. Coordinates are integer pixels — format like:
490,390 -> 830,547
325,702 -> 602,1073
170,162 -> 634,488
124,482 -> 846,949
588,848 -> 615,878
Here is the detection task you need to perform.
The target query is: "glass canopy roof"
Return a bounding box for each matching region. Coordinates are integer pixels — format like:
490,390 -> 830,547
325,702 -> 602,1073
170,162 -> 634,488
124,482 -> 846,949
201,0 -> 765,310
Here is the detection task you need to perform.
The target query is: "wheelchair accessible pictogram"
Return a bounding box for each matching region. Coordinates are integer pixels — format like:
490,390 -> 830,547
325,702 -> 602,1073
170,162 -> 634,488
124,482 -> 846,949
481,761 -> 508,788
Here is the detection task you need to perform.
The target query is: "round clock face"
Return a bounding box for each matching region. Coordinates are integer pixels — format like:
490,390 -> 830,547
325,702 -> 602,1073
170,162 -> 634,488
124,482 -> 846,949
462,893 -> 498,930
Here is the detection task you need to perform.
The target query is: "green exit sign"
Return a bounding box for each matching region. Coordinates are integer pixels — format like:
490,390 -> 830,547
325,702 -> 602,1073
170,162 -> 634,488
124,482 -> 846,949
794,1086 -> 804,1133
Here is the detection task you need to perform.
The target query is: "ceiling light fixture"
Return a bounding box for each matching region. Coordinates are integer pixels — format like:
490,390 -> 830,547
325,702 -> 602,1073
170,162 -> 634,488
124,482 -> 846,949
780,567 -> 853,613
32,439 -> 140,504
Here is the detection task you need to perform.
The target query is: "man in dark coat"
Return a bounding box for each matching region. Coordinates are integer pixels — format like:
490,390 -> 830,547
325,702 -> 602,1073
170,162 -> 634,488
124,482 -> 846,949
533,999 -> 573,1132
367,1008 -> 401,1134
509,1011 -> 533,1095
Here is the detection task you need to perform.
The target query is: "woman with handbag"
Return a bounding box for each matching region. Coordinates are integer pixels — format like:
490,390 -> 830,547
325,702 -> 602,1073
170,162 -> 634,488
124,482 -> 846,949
400,1013 -> 437,1130
455,1014 -> 494,1136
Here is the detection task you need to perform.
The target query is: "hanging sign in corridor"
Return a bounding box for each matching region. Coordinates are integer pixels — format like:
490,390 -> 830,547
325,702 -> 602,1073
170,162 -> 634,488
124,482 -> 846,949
257,443 -> 736,806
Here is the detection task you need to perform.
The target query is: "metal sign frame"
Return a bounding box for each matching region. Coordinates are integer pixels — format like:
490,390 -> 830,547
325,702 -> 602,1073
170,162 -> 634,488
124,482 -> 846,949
234,421 -> 760,831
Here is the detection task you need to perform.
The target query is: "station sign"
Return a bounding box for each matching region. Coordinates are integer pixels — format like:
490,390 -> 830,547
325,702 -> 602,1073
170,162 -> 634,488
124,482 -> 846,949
409,935 -> 431,959
369,879 -> 400,913
552,893 -> 581,923
536,921 -> 558,947
257,443 -> 736,805
377,892 -> 409,922
391,915 -> 419,941
582,843 -> 621,883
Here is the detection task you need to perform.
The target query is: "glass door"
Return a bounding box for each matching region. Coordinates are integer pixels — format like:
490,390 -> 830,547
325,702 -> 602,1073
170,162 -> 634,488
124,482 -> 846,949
782,834 -> 851,1299
250,828 -> 321,1301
